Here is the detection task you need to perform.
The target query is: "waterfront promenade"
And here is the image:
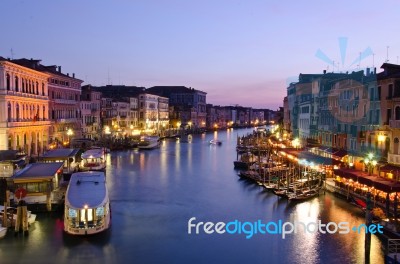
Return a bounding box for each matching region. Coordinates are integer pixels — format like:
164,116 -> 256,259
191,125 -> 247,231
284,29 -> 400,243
0,128 -> 385,264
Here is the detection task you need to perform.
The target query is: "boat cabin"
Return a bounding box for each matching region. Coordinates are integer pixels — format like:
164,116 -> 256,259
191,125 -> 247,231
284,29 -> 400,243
10,162 -> 65,212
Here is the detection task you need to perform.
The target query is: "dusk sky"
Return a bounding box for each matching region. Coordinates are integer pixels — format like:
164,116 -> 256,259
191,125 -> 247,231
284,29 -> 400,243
2,0 -> 400,109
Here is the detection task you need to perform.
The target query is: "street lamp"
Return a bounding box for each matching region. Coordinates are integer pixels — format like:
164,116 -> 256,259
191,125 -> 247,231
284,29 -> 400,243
364,153 -> 377,175
66,128 -> 73,145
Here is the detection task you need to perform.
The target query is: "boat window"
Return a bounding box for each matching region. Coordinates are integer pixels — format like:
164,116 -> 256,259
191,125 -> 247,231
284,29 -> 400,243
68,208 -> 77,218
87,209 -> 93,221
96,207 -> 104,216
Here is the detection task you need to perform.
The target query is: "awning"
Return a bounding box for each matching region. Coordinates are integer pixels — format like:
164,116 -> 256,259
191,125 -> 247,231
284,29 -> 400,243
284,149 -> 342,166
332,149 -> 348,158
380,164 -> 400,173
334,168 -> 400,193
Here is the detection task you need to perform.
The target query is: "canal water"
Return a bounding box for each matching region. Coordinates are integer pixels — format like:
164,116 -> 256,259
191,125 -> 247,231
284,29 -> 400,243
0,128 -> 385,264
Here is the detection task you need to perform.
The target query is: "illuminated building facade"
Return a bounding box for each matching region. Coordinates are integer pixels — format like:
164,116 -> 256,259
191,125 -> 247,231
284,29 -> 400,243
0,57 -> 51,155
46,67 -> 83,144
81,86 -> 101,139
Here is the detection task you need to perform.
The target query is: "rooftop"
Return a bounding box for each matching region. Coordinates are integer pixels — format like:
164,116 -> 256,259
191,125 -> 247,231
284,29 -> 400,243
12,162 -> 64,180
66,171 -> 107,208
40,149 -> 80,159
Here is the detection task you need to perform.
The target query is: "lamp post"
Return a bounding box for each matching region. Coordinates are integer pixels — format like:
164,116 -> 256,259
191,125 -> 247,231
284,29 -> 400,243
364,153 -> 377,175
66,128 -> 73,145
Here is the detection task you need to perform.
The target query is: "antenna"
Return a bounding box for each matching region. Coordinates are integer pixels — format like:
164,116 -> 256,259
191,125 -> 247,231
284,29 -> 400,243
107,67 -> 110,85
386,46 -> 389,62
358,52 -> 361,69
332,60 -> 335,72
10,48 -> 14,59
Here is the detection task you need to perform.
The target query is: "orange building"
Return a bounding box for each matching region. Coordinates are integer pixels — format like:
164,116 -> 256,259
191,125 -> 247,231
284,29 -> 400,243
0,57 -> 51,155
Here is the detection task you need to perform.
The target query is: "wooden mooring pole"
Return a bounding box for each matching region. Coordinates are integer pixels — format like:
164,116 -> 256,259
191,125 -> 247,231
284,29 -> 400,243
14,200 -> 29,236
365,192 -> 372,264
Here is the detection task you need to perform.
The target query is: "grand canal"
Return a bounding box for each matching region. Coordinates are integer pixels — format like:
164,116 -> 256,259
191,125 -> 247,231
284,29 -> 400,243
0,128 -> 385,264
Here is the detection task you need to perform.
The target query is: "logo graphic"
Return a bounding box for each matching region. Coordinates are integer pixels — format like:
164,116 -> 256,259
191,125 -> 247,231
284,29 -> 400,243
187,217 -> 383,239
315,37 -> 374,72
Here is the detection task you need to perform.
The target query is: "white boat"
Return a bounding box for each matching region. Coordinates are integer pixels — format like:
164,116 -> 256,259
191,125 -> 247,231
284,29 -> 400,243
138,136 -> 160,150
209,139 -> 222,145
0,225 -> 7,239
0,205 -> 37,226
64,171 -> 111,235
80,148 -> 106,171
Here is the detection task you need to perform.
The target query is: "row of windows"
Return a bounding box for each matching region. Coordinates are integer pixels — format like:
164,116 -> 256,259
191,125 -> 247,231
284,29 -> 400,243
7,102 -> 46,121
49,78 -> 70,87
6,74 -> 46,96
52,90 -> 79,101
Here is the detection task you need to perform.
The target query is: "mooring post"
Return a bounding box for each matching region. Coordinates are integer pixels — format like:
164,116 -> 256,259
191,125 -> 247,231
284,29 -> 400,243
365,192 -> 372,263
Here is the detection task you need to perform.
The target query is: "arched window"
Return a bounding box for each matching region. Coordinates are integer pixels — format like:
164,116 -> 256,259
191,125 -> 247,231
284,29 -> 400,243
394,138 -> 399,155
42,83 -> 45,95
396,106 -> 400,120
36,82 -> 39,95
28,80 -> 31,93
7,102 -> 11,121
15,76 -> 19,92
22,78 -> 25,93
16,103 -> 20,121
42,106 -> 46,120
6,73 -> 10,90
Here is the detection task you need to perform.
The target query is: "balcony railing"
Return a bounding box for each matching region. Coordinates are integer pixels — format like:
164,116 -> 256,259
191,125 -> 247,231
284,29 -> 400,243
54,98 -> 78,105
7,120 -> 51,128
1,90 -> 48,100
390,120 -> 400,128
388,154 -> 400,165
59,118 -> 78,123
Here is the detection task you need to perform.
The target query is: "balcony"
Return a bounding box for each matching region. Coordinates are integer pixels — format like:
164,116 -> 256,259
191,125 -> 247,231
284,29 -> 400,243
1,90 -> 48,100
390,120 -> 400,128
59,118 -> 78,123
388,154 -> 400,165
54,98 -> 78,105
7,120 -> 51,128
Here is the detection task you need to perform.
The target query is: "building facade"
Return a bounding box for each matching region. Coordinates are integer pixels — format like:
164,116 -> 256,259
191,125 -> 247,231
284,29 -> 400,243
0,57 -> 51,155
81,85 -> 101,139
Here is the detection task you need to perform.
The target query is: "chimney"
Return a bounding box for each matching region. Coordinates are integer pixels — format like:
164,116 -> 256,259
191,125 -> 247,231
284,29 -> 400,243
374,67 -> 377,75
366,68 -> 370,76
323,70 -> 326,74
72,73 -> 75,78
67,73 -> 69,76
58,66 -> 61,73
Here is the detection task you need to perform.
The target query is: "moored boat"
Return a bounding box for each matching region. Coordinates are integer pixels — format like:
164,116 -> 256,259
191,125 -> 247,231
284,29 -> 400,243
64,171 -> 111,235
288,188 -> 320,201
138,136 -> 160,150
0,205 -> 36,226
80,148 -> 106,171
209,139 -> 222,145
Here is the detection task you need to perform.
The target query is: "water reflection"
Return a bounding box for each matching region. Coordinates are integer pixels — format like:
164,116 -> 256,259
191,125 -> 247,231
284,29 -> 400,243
0,128 -> 386,264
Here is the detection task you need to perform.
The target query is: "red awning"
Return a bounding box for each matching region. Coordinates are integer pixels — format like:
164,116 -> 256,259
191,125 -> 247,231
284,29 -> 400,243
380,164 -> 400,173
334,168 -> 400,193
